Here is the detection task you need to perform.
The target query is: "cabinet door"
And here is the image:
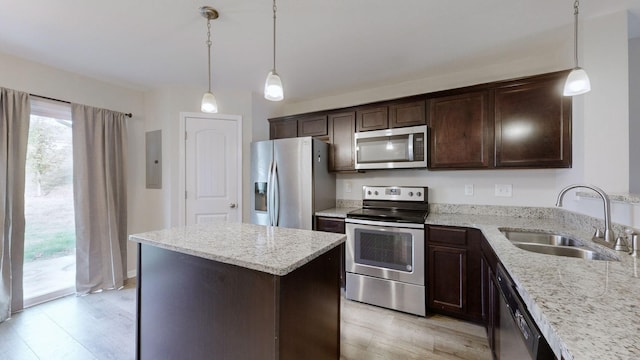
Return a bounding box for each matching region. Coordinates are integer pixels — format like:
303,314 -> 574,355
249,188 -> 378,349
269,119 -> 297,139
429,91 -> 492,169
494,73 -> 572,168
315,216 -> 346,289
298,115 -> 328,137
356,106 -> 388,132
328,112 -> 356,172
389,100 -> 426,128
428,245 -> 466,313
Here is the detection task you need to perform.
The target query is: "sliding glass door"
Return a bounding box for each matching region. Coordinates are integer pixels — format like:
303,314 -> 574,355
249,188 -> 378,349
23,100 -> 75,307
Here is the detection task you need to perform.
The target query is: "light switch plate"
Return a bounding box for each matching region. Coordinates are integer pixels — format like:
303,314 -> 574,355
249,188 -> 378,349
464,184 -> 474,196
345,181 -> 353,193
495,184 -> 513,197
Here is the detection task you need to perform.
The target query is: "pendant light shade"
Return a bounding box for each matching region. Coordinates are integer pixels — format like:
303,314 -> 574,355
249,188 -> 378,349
200,6 -> 219,113
201,91 -> 218,113
265,0 -> 284,101
264,71 -> 284,101
563,67 -> 591,96
563,0 -> 591,96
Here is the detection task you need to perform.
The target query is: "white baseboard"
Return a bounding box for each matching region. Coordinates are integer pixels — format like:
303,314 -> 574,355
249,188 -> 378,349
127,269 -> 137,279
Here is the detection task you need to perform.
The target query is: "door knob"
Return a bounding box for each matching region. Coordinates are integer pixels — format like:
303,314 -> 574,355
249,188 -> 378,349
229,203 -> 237,209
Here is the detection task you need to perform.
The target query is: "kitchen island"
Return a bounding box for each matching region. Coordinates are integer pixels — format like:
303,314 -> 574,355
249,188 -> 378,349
129,222 -> 345,360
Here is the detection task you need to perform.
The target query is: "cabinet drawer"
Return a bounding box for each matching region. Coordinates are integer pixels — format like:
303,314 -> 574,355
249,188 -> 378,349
315,217 -> 346,234
428,226 -> 468,247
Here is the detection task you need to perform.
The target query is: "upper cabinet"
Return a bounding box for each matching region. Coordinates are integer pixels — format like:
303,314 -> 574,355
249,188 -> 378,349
269,118 -> 297,139
389,99 -> 426,128
269,69 -> 572,172
494,72 -> 572,168
356,98 -> 426,132
429,91 -> 492,169
328,111 -> 356,172
297,115 -> 328,138
428,70 -> 571,170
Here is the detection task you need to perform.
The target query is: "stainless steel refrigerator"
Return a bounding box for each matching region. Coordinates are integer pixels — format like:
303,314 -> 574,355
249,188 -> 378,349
250,137 -> 336,230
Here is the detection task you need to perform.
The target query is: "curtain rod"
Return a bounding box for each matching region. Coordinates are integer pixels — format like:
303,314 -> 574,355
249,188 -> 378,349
30,93 -> 133,118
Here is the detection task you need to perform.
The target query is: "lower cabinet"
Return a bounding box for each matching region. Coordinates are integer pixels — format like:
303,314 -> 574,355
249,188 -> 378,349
427,225 -> 483,323
315,216 -> 346,288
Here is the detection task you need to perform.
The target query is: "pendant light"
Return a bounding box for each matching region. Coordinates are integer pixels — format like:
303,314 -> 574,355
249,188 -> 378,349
264,0 -> 284,101
200,6 -> 219,113
563,0 -> 591,96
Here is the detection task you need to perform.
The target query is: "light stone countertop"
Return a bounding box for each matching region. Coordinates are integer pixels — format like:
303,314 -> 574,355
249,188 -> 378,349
426,212 -> 640,360
129,222 -> 345,276
315,207 -> 359,218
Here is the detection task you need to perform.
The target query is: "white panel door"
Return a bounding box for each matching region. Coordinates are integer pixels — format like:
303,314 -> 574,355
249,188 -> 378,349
185,115 -> 240,225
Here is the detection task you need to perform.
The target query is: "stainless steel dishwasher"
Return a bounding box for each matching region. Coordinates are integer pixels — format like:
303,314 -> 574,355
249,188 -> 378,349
495,264 -> 555,360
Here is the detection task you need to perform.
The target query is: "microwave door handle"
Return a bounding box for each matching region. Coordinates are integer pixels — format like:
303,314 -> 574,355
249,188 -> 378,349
407,133 -> 414,161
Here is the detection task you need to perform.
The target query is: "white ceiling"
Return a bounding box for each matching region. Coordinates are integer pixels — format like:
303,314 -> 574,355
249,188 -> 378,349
1,0 -> 640,102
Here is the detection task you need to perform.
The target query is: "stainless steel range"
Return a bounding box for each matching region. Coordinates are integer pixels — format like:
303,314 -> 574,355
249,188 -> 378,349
345,185 -> 428,316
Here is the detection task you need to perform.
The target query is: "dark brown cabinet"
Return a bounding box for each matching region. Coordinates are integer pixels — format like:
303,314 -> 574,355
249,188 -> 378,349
328,111 -> 356,172
389,99 -> 426,128
429,91 -> 492,169
427,225 -> 483,323
356,106 -> 388,132
355,99 -> 426,132
269,118 -> 297,139
315,216 -> 346,288
297,115 -> 328,137
494,71 -> 572,168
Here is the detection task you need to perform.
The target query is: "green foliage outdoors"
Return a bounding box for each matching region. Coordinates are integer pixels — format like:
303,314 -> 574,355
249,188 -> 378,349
24,116 -> 76,263
24,230 -> 75,262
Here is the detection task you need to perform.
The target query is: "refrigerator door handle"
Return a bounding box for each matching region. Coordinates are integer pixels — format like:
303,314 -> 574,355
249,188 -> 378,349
266,159 -> 275,226
273,162 -> 280,226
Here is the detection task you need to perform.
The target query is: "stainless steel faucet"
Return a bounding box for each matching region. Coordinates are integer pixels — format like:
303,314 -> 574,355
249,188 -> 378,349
556,184 -> 616,246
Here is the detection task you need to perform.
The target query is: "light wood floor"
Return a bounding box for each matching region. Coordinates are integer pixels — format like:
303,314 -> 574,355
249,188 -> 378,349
0,281 -> 490,360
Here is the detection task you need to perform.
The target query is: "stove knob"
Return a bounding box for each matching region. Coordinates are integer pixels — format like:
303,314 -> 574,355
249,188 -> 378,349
367,190 -> 372,196
416,191 -> 422,197
374,191 -> 379,196
408,192 -> 414,197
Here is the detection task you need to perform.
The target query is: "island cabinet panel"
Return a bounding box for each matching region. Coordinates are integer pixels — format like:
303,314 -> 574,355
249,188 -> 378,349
136,244 -> 340,360
389,99 -> 426,128
428,91 -> 493,169
356,106 -> 388,132
427,226 -> 483,323
297,115 -> 328,137
328,111 -> 356,172
269,118 -> 298,139
494,72 -> 572,168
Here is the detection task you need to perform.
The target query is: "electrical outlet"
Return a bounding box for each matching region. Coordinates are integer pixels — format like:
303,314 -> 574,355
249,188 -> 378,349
495,184 -> 513,197
464,184 -> 474,196
345,181 -> 352,193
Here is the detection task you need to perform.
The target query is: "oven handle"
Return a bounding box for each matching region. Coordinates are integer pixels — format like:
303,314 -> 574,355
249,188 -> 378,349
345,218 -> 425,229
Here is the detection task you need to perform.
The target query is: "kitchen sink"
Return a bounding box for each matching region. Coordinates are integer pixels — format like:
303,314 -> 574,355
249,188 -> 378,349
511,242 -> 614,261
499,229 -> 616,261
500,230 -> 583,247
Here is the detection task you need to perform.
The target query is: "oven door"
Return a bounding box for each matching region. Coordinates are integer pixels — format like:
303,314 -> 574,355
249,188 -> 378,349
346,219 -> 425,285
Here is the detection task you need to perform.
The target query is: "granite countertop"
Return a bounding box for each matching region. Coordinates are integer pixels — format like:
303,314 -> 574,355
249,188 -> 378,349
129,222 -> 345,276
426,213 -> 640,360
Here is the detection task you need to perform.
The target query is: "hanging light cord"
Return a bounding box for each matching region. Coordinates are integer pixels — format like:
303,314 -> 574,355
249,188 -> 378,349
206,17 -> 213,92
272,0 -> 277,73
573,0 -> 580,68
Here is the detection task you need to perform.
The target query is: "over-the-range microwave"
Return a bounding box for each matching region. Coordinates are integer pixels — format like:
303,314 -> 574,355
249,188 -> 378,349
354,125 -> 428,170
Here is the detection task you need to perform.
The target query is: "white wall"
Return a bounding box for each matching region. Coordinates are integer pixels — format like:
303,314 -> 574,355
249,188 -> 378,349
629,37 -> 640,193
0,51 -> 146,277
142,86 -> 254,227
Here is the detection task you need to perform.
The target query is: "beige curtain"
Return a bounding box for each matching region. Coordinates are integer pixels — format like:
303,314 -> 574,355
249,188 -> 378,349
71,104 -> 128,295
0,88 -> 30,322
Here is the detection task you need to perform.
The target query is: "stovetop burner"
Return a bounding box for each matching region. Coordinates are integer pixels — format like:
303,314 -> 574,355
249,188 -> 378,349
346,186 -> 429,224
